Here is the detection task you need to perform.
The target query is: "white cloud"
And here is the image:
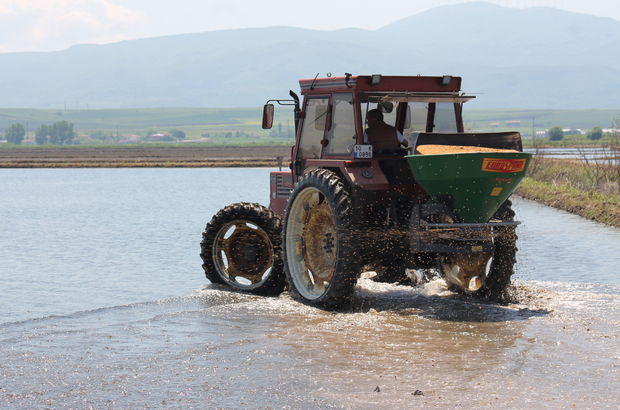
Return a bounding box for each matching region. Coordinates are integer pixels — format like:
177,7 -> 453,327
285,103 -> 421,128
0,0 -> 143,52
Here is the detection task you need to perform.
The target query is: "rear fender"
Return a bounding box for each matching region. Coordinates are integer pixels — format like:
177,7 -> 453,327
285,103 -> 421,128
341,160 -> 389,190
269,171 -> 294,218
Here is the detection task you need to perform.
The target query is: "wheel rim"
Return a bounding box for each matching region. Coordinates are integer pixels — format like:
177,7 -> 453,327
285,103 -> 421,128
212,219 -> 274,289
435,213 -> 492,292
286,187 -> 337,300
440,252 -> 492,292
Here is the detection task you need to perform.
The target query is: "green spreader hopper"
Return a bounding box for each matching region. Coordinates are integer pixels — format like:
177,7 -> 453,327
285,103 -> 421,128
406,150 -> 532,223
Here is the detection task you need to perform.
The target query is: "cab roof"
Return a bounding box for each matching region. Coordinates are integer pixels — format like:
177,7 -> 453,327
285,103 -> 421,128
299,74 -> 463,95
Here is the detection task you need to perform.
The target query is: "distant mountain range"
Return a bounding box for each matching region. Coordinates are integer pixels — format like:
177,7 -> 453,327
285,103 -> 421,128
1,2 -> 620,109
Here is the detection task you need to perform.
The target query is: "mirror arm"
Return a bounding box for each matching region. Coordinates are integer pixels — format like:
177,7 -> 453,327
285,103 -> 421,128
266,99 -> 298,106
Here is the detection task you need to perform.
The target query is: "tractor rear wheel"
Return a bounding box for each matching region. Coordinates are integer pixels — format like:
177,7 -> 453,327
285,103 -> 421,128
282,169 -> 361,309
439,200 -> 517,302
476,200 -> 517,301
200,202 -> 285,295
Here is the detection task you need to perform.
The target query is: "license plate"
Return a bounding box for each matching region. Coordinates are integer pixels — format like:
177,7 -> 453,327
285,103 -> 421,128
353,144 -> 373,159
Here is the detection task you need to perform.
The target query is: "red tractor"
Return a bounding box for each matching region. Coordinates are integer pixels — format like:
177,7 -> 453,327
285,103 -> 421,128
200,74 -> 531,308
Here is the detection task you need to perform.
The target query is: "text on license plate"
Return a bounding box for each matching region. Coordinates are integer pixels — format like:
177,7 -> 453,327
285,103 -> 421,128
353,144 -> 373,159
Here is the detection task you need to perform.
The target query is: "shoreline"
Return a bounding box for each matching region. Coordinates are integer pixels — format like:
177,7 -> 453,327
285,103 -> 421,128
0,145 -> 288,168
0,160 -> 279,168
515,179 -> 620,228
515,157 -> 619,228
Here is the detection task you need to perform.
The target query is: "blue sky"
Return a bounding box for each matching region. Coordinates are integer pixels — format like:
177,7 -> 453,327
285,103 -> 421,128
0,0 -> 618,53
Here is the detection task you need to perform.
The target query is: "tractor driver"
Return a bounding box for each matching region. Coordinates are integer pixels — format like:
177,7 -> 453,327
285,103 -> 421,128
364,108 -> 408,152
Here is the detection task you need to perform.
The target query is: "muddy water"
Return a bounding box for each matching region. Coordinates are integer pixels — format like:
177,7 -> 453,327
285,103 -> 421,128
1,169 -> 619,408
2,280 -> 618,408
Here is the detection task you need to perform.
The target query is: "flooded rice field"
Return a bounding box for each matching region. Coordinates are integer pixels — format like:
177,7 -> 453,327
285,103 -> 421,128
1,168 -> 619,408
524,146 -> 619,163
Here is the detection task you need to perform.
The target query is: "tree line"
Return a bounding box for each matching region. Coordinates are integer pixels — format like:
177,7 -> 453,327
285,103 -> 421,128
548,126 -> 604,141
3,121 -> 76,145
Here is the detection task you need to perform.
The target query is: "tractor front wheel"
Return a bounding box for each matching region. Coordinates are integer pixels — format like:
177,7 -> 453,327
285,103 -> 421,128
200,202 -> 285,295
282,169 -> 361,309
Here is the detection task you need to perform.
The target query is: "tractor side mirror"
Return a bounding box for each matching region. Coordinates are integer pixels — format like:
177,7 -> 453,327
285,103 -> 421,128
262,104 -> 274,129
378,101 -> 394,114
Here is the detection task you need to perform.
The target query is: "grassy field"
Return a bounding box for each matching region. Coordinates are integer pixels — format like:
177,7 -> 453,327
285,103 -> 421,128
0,107 -> 265,129
463,108 -> 620,132
0,107 -> 295,142
515,156 -> 620,227
1,107 -> 619,146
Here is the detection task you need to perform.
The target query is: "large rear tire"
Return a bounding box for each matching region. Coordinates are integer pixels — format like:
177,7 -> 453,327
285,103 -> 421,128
282,169 -> 361,309
475,200 -> 517,301
200,202 -> 285,295
439,200 -> 517,302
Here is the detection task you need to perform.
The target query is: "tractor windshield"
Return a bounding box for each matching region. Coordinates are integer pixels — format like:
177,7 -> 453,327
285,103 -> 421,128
360,92 -> 472,135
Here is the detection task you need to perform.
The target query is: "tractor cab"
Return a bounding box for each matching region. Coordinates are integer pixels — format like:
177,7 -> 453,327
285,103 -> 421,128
264,74 -> 475,215
264,74 -> 470,168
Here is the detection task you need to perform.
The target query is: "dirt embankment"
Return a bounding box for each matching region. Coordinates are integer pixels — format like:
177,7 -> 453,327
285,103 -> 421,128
0,146 -> 291,168
515,158 -> 620,227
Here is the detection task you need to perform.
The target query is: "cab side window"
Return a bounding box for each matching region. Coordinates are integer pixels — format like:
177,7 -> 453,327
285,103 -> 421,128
433,102 -> 458,132
403,102 -> 429,134
298,97 -> 329,160
325,93 -> 356,155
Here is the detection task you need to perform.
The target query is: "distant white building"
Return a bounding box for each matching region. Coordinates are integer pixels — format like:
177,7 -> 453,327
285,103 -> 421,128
562,128 -> 584,135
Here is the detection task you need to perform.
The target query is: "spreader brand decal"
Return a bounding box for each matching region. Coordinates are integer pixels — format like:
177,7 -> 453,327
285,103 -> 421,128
481,158 -> 526,173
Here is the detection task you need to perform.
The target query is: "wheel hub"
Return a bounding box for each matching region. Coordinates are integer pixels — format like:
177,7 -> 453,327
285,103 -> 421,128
217,224 -> 273,282
302,201 -> 337,284
441,252 -> 492,292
